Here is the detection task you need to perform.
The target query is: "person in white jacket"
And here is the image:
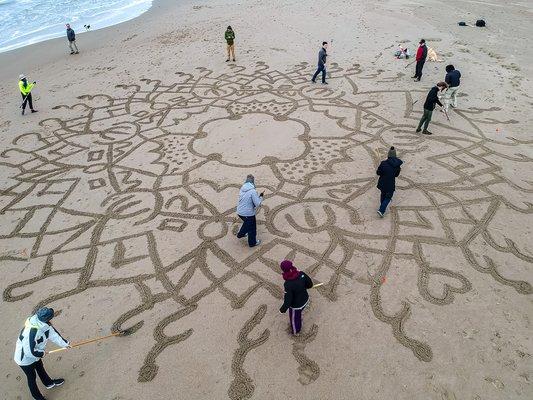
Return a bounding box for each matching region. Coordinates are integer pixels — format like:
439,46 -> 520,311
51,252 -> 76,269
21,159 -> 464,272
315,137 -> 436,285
14,307 -> 70,400
236,174 -> 263,247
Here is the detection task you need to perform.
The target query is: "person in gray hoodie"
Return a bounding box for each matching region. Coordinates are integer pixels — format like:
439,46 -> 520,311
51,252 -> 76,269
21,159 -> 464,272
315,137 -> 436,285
236,174 -> 263,247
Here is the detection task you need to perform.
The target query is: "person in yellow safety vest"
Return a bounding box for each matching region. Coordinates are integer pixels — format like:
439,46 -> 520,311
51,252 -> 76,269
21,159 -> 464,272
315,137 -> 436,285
14,307 -> 70,400
19,74 -> 38,115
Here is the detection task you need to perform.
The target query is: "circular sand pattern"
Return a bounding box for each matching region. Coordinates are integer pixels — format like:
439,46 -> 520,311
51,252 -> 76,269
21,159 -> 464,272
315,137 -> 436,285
1,62 -> 531,396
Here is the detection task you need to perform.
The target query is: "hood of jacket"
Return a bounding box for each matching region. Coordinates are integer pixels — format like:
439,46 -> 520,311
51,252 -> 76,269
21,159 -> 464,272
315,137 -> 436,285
387,157 -> 403,168
240,182 -> 255,193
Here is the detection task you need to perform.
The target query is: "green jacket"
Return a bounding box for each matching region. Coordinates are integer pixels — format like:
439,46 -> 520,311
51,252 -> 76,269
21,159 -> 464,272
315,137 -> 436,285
225,29 -> 235,45
19,80 -> 34,96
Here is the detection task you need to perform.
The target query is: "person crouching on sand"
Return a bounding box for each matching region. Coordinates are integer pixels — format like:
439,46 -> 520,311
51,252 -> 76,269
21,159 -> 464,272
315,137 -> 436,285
225,26 -> 235,62
279,260 -> 314,336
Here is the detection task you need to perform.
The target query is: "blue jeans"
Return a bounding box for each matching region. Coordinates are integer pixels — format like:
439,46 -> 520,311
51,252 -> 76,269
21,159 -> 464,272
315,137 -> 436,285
237,215 -> 257,247
312,65 -> 326,83
379,191 -> 394,214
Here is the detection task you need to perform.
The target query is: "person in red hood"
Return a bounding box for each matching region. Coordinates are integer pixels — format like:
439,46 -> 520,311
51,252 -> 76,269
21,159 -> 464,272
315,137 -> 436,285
412,39 -> 428,81
279,260 -> 314,335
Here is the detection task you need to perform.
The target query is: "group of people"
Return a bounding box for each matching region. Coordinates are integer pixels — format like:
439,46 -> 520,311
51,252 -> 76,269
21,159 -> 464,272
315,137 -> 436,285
13,26 -> 464,400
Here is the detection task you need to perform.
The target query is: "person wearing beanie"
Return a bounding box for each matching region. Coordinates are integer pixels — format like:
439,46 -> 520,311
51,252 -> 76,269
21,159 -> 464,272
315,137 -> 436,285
376,146 -> 403,217
279,260 -> 314,335
412,39 -> 428,81
236,174 -> 264,247
14,307 -> 70,400
18,74 -> 38,115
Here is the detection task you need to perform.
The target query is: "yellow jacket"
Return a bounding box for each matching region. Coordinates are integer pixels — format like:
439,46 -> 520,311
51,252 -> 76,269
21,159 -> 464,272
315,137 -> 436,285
19,80 -> 34,96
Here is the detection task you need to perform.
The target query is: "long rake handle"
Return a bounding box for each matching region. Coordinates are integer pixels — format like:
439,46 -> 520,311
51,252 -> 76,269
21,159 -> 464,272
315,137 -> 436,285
47,332 -> 121,354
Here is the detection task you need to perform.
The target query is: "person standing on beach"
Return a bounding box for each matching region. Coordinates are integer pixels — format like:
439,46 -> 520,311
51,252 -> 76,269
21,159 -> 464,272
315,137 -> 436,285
225,26 -> 235,62
66,24 -> 79,55
236,174 -> 263,247
279,260 -> 314,336
412,39 -> 428,81
376,146 -> 403,217
18,74 -> 37,115
444,64 -> 461,112
416,81 -> 447,135
311,41 -> 328,84
14,307 -> 70,400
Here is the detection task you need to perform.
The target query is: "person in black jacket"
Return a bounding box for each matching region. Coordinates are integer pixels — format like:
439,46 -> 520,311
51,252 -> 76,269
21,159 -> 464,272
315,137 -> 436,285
416,81 -> 447,135
311,42 -> 328,84
66,24 -> 79,54
444,64 -> 461,112
279,260 -> 313,335
376,146 -> 403,217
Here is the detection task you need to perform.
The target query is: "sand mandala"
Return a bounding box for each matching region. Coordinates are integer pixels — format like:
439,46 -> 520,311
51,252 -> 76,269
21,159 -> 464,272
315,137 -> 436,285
1,62 -> 531,396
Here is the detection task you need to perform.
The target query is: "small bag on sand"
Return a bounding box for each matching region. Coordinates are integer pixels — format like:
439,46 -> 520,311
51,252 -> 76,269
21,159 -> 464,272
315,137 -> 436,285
475,19 -> 486,27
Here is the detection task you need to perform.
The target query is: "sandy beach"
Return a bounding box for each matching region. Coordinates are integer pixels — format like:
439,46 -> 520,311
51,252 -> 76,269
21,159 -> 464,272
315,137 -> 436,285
1,0 -> 532,399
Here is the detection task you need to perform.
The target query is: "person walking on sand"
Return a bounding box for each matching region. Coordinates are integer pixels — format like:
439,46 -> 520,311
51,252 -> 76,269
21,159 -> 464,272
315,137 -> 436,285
236,174 -> 263,247
225,26 -> 235,62
416,82 -> 447,135
14,308 -> 70,400
311,41 -> 328,84
66,24 -> 79,54
412,39 -> 428,81
19,74 -> 37,115
443,64 -> 461,112
376,146 -> 403,218
279,260 -> 314,336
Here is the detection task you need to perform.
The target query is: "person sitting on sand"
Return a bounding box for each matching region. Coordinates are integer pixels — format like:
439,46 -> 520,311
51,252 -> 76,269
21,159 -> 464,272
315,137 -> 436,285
14,307 -> 70,400
236,174 -> 263,247
66,24 -> 79,55
279,260 -> 314,336
225,26 -> 235,62
416,81 -> 447,135
18,74 -> 37,115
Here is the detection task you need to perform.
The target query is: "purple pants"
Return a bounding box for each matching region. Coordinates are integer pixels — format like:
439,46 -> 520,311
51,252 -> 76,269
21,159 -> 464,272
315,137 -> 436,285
288,306 -> 304,335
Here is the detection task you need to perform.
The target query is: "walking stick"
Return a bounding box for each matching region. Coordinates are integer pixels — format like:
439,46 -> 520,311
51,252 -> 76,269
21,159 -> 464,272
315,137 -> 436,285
404,60 -> 416,69
47,329 -> 133,354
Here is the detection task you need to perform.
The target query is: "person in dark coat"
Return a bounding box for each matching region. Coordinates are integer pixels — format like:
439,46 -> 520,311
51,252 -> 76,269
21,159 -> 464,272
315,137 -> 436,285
443,64 -> 461,112
279,260 -> 313,335
412,39 -> 428,81
311,41 -> 328,84
66,24 -> 79,54
416,81 -> 447,135
376,146 -> 403,217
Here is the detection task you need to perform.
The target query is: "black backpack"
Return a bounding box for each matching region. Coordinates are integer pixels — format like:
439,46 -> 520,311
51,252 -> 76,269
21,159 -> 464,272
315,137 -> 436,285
475,19 -> 486,27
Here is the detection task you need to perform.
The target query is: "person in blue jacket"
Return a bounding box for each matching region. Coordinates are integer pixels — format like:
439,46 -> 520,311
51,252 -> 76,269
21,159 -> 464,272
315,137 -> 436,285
236,174 -> 263,247
376,146 -> 403,217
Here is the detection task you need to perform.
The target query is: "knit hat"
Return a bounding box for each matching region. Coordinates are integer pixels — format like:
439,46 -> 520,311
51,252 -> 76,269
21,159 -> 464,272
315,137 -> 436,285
280,260 -> 300,280
19,74 -> 26,80
36,307 -> 54,322
388,146 -> 397,158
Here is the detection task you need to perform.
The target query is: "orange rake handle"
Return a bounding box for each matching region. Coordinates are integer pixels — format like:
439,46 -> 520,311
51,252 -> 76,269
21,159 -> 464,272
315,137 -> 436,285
47,332 -> 121,354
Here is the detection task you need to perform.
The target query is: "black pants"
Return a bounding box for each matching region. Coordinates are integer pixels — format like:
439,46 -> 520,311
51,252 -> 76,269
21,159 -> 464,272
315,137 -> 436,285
21,93 -> 34,111
237,215 -> 257,247
414,60 -> 425,79
312,65 -> 326,83
20,360 -> 52,400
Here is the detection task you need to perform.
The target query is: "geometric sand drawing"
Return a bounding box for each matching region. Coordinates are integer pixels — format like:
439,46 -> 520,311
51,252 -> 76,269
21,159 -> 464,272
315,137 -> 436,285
1,62 -> 531,395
